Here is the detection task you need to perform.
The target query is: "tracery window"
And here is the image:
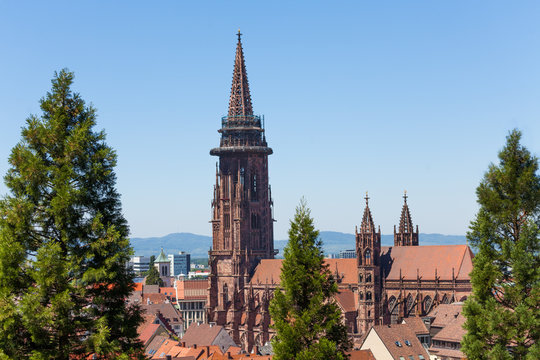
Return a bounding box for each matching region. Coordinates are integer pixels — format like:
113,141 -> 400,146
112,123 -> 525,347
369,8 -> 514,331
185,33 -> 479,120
406,294 -> 414,313
366,292 -> 372,301
358,274 -> 363,283
364,249 -> 371,265
423,296 -> 433,314
366,273 -> 372,283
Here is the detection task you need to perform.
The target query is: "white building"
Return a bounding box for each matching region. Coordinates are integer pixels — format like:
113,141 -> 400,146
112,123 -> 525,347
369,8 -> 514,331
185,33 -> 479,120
128,255 -> 150,274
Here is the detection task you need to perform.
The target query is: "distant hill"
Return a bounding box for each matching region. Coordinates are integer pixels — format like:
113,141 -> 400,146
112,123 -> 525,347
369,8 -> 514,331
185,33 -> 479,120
130,231 -> 467,258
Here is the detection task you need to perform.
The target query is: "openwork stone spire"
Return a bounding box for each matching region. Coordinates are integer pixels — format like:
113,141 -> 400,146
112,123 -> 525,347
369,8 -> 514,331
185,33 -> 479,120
399,191 -> 413,233
360,192 -> 376,233
394,191 -> 419,246
228,30 -> 253,117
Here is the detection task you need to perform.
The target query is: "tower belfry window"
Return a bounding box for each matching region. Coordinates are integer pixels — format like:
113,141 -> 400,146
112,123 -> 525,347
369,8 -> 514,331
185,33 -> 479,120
364,249 -> 371,265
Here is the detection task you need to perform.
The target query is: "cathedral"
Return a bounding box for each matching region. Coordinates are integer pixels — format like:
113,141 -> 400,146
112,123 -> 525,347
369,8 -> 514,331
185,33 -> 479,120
207,33 -> 473,352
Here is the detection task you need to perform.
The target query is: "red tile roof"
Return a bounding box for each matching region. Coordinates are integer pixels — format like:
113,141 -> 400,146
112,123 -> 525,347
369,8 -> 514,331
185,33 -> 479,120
402,317 -> 429,335
152,338 -> 177,359
366,324 -> 430,360
249,245 -> 474,287
249,258 -> 357,286
139,323 -> 160,346
432,313 -> 466,343
346,349 -> 376,360
181,323 -> 224,347
176,279 -> 209,300
133,282 -> 143,292
428,303 -> 463,329
143,293 -> 168,304
381,245 -> 473,281
335,289 -> 356,312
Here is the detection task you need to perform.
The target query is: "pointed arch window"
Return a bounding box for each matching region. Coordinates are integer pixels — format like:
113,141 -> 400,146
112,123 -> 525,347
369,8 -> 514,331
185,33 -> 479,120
223,283 -> 229,304
423,296 -> 433,314
358,274 -> 363,283
366,292 -> 372,301
406,294 -> 414,313
364,249 -> 371,265
442,294 -> 449,304
366,273 -> 372,283
389,296 -> 399,324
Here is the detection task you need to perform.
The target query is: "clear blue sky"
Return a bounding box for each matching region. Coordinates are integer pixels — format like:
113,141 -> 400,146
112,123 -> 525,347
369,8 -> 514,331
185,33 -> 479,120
1,1 -> 539,239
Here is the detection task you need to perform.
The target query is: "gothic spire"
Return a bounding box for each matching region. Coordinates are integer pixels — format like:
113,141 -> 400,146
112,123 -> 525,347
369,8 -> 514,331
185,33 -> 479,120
228,30 -> 253,117
398,191 -> 413,233
360,192 -> 376,233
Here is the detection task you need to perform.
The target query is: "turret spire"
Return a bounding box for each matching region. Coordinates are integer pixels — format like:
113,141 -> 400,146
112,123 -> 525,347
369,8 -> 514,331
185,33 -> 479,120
394,191 -> 419,246
399,191 -> 413,233
228,30 -> 253,117
360,192 -> 375,233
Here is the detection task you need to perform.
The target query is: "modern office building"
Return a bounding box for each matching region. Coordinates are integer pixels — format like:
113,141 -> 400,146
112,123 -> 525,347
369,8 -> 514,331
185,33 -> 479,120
128,255 -> 151,274
169,251 -> 191,277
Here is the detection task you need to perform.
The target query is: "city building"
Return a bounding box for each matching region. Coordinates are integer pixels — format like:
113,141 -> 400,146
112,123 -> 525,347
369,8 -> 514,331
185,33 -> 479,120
128,255 -> 150,274
359,323 -> 430,360
426,303 -> 466,360
339,249 -> 357,259
176,279 -> 208,329
207,33 -> 473,352
169,251 -> 191,277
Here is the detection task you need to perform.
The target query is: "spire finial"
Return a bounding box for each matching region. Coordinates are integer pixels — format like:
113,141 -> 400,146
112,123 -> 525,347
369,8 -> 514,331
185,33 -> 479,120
403,190 -> 408,203
364,191 -> 370,206
237,29 -> 242,41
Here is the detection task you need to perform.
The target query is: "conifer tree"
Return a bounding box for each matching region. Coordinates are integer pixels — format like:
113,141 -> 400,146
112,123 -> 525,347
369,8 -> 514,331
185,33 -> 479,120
0,70 -> 143,359
145,265 -> 164,287
269,199 -> 350,360
462,130 -> 540,359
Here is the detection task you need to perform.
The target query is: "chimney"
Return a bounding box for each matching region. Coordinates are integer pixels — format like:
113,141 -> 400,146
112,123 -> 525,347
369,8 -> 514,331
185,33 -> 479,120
206,346 -> 210,354
227,352 -> 232,359
181,341 -> 186,347
166,356 -> 172,360
193,344 -> 197,349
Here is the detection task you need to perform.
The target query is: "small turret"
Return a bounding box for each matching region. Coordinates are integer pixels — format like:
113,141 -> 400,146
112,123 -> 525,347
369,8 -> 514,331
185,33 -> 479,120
394,191 -> 419,246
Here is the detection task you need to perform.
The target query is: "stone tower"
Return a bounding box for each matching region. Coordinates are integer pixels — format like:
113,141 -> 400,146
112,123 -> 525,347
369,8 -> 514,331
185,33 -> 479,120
393,191 -> 419,246
356,193 -> 382,334
207,32 -> 275,334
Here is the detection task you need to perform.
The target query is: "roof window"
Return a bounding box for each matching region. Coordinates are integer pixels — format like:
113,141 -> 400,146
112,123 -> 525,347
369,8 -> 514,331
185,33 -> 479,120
419,356 -> 425,360
405,340 -> 412,346
395,341 -> 402,347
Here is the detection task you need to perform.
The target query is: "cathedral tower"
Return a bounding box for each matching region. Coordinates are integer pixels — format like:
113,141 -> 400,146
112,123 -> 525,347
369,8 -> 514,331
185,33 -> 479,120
394,191 -> 419,246
356,193 -> 382,334
207,32 -> 275,332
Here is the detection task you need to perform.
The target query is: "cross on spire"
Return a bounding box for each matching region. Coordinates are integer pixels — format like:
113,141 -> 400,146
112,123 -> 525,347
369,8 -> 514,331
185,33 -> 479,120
364,191 -> 370,206
403,190 -> 408,203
